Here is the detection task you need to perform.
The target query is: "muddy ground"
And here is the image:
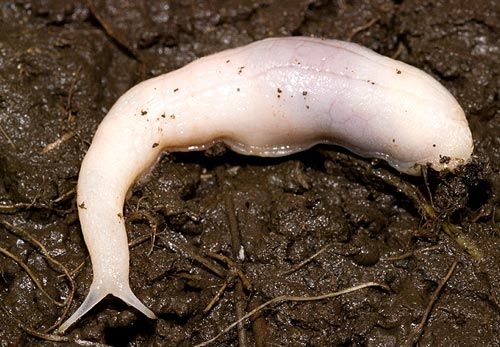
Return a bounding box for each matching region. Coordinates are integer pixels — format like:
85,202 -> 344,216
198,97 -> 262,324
0,0 -> 498,346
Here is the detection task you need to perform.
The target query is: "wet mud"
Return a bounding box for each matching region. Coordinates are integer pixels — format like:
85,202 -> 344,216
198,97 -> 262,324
0,1 -> 498,346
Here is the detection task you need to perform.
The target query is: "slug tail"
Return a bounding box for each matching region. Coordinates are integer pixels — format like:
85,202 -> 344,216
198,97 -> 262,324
57,281 -> 107,333
114,285 -> 157,319
57,281 -> 156,333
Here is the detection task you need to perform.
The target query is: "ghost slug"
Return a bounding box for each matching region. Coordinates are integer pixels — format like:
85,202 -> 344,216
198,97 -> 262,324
58,37 -> 473,332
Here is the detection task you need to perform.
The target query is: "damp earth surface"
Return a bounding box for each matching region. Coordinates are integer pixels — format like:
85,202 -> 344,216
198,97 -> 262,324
0,1 -> 499,346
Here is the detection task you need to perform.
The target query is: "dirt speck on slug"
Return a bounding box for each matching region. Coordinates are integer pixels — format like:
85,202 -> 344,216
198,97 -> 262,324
440,155 -> 451,164
0,1 -> 498,346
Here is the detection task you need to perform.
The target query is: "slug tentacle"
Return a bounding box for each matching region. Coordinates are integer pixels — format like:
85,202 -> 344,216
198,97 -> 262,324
59,37 -> 472,332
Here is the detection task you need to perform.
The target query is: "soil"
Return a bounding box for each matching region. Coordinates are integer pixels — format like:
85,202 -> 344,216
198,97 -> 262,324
0,0 -> 498,346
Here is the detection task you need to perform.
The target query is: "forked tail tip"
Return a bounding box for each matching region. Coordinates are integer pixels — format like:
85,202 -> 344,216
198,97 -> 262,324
117,285 -> 157,320
57,283 -> 156,334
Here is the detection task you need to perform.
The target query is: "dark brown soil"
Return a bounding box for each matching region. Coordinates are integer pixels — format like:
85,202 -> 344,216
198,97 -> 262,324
0,1 -> 498,346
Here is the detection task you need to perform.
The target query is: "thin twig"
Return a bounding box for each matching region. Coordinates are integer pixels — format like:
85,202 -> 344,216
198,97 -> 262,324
0,246 -> 65,307
157,231 -> 227,279
441,222 -> 483,261
66,65 -> 82,123
249,297 -> 267,347
207,252 -> 252,291
283,243 -> 333,275
0,124 -> 16,150
220,179 -> 247,347
42,131 -> 76,154
86,0 -> 141,61
0,196 -> 39,214
203,280 -> 229,314
131,197 -> 158,255
2,305 -> 109,346
127,209 -> 158,255
347,17 -> 379,41
194,282 -> 389,347
0,188 -> 75,214
0,218 -> 75,332
234,281 -> 247,347
421,166 -> 435,209
129,233 -> 154,248
222,185 -> 243,262
53,187 -> 76,203
391,41 -> 404,59
404,260 -> 458,346
57,260 -> 86,280
381,245 -> 442,261
0,202 -> 35,213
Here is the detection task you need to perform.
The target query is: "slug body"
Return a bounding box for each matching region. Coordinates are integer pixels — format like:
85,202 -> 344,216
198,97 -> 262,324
59,37 -> 472,332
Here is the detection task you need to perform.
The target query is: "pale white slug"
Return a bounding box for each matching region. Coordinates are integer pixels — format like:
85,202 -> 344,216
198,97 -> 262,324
58,37 -> 473,332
